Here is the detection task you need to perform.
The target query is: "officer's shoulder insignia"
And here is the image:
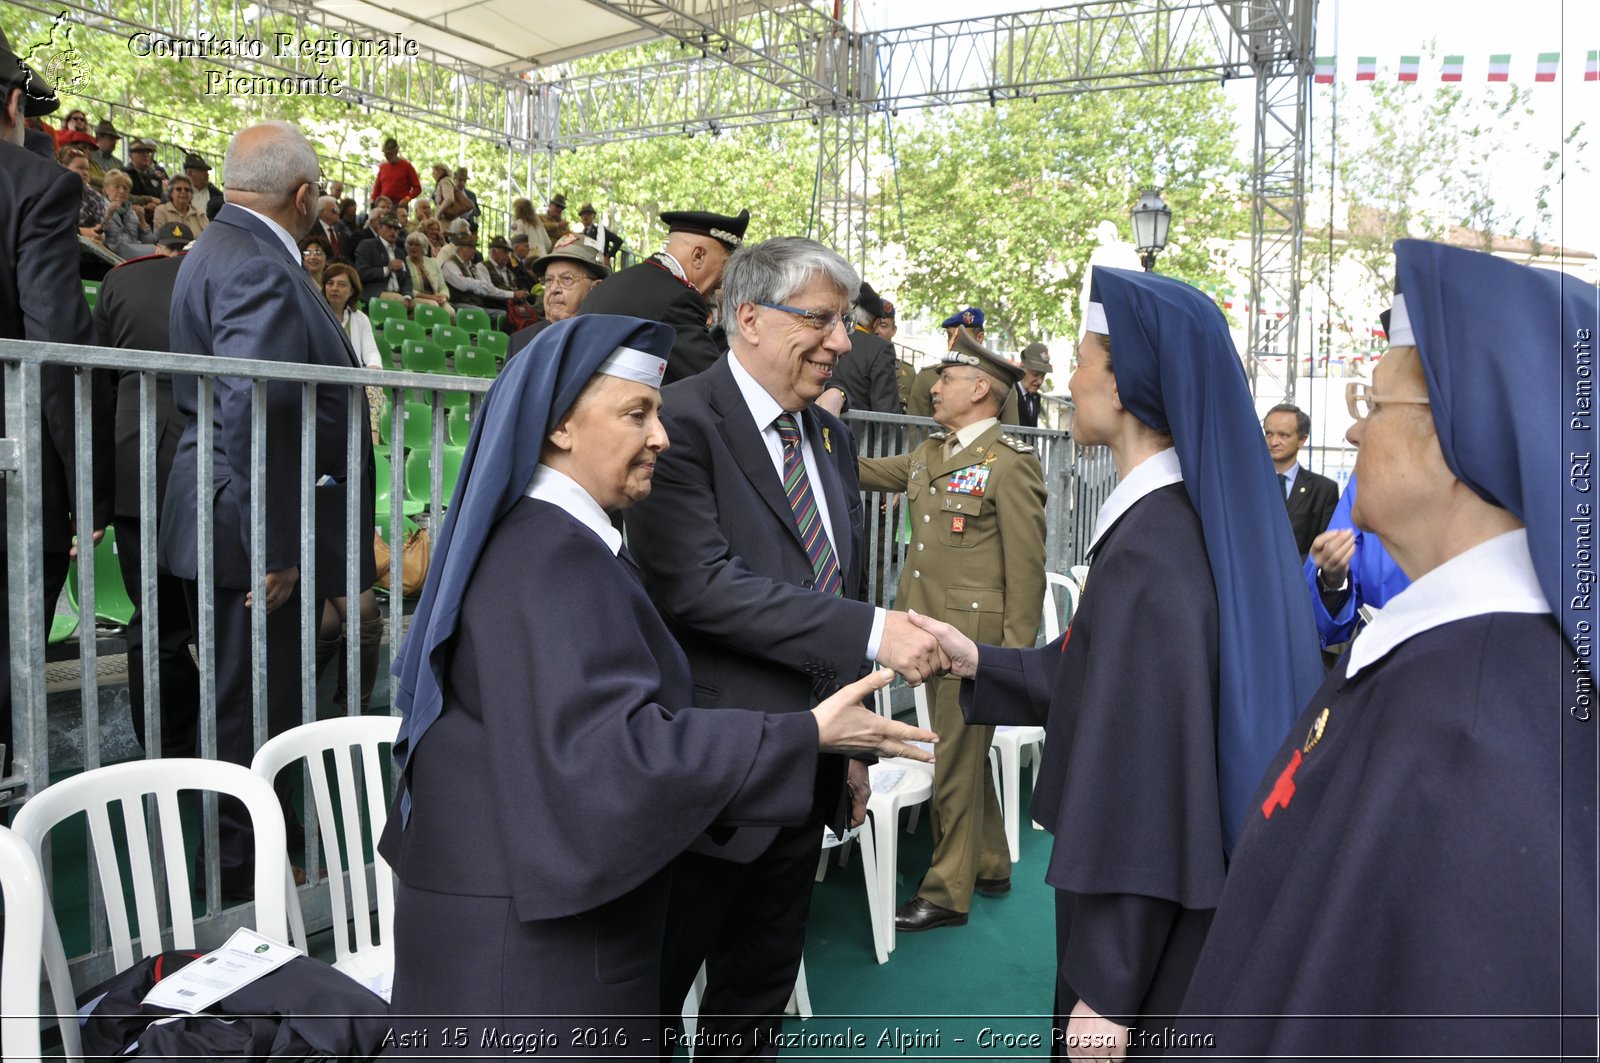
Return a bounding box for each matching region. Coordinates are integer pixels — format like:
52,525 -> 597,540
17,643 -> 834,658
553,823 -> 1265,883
999,434 -> 1034,453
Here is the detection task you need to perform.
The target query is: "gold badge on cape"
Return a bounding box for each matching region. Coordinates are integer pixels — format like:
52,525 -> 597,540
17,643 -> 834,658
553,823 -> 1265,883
1303,707 -> 1330,753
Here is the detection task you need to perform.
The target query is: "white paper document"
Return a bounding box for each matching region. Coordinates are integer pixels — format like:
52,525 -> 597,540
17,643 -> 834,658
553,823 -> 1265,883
142,928 -> 301,1014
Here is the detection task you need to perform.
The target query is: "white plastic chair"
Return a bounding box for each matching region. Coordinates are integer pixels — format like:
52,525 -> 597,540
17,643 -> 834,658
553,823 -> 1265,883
1042,570 -> 1081,642
251,715 -> 400,997
11,758 -> 289,1062
989,726 -> 1046,862
858,717 -> 936,965
1070,563 -> 1090,591
0,824 -> 48,1062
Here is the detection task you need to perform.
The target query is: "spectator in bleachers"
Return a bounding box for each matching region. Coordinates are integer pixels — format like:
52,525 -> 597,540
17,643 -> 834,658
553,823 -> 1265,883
337,196 -> 359,239
100,169 -> 158,259
322,262 -> 384,369
412,197 -> 433,226
124,137 -> 166,209
431,162 -> 468,224
326,178 -> 344,201
372,136 -> 421,207
403,232 -> 453,320
454,166 -> 479,232
53,107 -> 94,151
441,233 -> 523,326
87,117 -> 123,184
510,196 -> 551,256
308,194 -> 345,261
299,234 -> 330,289
348,195 -> 389,256
538,193 -> 571,247
59,146 -> 107,242
483,236 -> 519,291
183,152 -> 223,221
577,202 -> 624,264
151,174 -> 209,237
506,233 -> 538,288
419,217 -> 447,259
354,212 -> 413,308
391,201 -> 410,242
508,241 -> 608,350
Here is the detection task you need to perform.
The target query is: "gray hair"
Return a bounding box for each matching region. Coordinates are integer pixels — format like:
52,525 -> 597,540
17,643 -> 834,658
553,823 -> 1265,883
720,237 -> 860,321
852,303 -> 877,329
222,121 -> 319,202
318,195 -> 337,213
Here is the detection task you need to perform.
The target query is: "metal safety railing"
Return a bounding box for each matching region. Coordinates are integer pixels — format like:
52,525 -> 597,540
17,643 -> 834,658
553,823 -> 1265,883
1,336 -> 1111,992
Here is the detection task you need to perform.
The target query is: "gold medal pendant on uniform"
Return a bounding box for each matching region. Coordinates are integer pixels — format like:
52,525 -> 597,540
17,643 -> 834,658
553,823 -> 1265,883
822,427 -> 832,453
1303,707 -> 1330,753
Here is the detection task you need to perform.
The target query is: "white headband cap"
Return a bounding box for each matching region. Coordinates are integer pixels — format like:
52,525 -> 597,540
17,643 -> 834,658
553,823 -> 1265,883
596,345 -> 667,388
1085,300 -> 1110,336
1387,293 -> 1414,347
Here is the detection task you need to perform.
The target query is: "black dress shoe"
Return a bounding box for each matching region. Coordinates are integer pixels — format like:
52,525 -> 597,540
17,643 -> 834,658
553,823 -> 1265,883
975,876 -> 1012,896
894,896 -> 968,932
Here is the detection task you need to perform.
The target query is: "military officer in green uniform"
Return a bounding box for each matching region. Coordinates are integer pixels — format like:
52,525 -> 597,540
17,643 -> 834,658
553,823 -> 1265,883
859,328 -> 1048,932
907,311 -> 1021,424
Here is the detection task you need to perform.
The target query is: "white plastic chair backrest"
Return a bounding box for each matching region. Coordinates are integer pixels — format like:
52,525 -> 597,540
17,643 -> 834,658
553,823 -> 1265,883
912,683 -> 931,732
250,715 -> 400,964
1043,571 -> 1080,642
0,824 -> 47,1061
11,759 -> 288,1062
1070,564 -> 1090,590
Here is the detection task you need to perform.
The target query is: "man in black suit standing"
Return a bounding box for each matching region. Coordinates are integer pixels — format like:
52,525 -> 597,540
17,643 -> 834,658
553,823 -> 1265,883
1264,402 -> 1339,559
0,26 -> 114,780
93,222 -> 200,760
626,236 -> 944,1059
820,281 -> 900,417
160,121 -> 375,895
579,207 -> 749,384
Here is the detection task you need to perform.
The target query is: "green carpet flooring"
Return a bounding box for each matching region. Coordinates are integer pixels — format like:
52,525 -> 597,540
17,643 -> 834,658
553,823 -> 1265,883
769,771 -> 1060,1058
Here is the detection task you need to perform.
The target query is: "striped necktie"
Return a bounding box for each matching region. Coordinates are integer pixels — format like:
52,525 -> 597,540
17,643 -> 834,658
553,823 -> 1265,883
774,413 -> 843,597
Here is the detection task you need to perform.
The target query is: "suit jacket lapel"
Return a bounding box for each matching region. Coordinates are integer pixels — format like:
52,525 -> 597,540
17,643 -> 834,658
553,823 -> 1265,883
707,358 -> 809,555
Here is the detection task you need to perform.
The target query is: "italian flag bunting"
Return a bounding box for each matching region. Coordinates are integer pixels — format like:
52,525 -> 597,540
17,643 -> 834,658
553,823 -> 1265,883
1488,54 -> 1511,82
1535,52 -> 1560,81
1314,56 -> 1335,84
1440,55 -> 1464,82
1398,55 -> 1420,82
1586,51 -> 1599,82
1356,56 -> 1377,81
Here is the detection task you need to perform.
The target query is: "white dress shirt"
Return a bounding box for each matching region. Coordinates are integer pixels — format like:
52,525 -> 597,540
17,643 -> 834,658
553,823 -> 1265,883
728,351 -> 886,658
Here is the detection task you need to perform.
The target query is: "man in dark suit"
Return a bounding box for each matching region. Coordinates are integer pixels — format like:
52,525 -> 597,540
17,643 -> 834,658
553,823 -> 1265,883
311,195 -> 346,262
822,281 -> 900,417
352,212 -> 412,308
1015,341 -> 1050,428
1264,402 -> 1339,559
0,28 -> 115,781
579,207 -> 750,384
625,236 -> 944,1058
93,222 -> 200,760
160,120 -> 375,895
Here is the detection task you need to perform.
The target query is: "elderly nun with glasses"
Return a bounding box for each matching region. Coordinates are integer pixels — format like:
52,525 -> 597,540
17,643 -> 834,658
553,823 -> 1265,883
911,267 -> 1326,1058
1178,241 -> 1599,1059
378,315 -> 934,1056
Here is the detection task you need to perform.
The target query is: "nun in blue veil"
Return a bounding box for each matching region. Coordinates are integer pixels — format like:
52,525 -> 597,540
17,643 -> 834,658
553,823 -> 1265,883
376,315 -> 933,1056
911,266 -> 1324,1057
1180,240 -> 1599,1059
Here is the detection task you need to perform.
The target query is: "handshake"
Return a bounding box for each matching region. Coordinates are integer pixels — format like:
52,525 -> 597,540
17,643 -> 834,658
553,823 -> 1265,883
874,609 -> 980,685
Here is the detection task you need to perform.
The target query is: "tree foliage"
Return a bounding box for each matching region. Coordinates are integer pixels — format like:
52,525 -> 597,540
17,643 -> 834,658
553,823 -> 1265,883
885,43 -> 1247,349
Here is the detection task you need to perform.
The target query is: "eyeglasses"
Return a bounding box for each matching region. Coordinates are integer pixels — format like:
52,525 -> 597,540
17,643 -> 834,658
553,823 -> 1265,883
540,272 -> 590,290
756,301 -> 849,333
1346,381 -> 1430,421
301,248 -> 326,258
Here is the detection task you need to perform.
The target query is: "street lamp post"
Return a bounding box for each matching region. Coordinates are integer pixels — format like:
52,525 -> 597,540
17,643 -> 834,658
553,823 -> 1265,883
1131,188 -> 1171,272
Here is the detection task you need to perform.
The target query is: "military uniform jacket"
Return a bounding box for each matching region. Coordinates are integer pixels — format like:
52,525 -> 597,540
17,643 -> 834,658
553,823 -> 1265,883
577,258 -> 719,384
859,422 -> 1047,648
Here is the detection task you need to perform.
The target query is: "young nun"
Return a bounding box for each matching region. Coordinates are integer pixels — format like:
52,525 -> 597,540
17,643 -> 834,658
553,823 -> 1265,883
1178,241 -> 1599,1058
911,267 -> 1325,1057
379,315 -> 935,1055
